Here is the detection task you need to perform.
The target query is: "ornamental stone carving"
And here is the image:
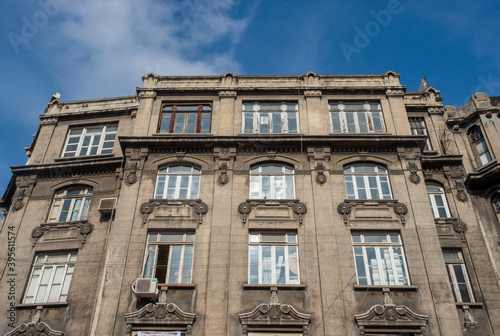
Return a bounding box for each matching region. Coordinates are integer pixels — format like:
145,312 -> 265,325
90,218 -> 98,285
238,202 -> 254,225
140,202 -> 156,224
189,201 -> 209,225
217,170 -> 230,185
355,303 -> 428,336
408,161 -> 420,184
239,302 -> 311,335
337,202 -> 353,225
389,202 -> 409,225
315,171 -> 327,185
124,302 -> 196,336
290,202 -> 307,225
31,226 -> 49,247
452,219 -> 468,234
125,162 -> 138,185
6,309 -> 64,336
456,190 -> 468,202
77,222 -> 94,243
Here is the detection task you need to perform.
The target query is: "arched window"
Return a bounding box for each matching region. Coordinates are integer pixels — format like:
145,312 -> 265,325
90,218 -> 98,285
344,164 -> 392,199
426,182 -> 451,218
492,195 -> 500,214
250,164 -> 295,199
155,165 -> 201,199
469,127 -> 492,165
48,186 -> 92,222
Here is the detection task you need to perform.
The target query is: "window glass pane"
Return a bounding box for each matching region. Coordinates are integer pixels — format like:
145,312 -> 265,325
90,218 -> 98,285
201,113 -> 211,133
160,113 -> 172,132
331,112 -> 341,133
272,113 -> 282,133
288,112 -> 298,133
244,113 -> 254,133
186,113 -> 197,133
288,246 -> 299,284
174,113 -> 186,133
259,113 -> 270,133
249,246 -> 259,284
357,112 -> 368,132
275,246 -> 286,284
262,246 -> 272,284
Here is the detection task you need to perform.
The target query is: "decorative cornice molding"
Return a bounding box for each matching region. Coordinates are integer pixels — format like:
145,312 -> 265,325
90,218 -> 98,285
140,199 -> 208,225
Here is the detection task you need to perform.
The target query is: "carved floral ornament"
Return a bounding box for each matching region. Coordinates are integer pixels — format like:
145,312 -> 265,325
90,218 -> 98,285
217,170 -> 230,185
354,303 -> 428,336
6,309 -> 64,336
315,171 -> 327,185
238,201 -> 308,225
124,302 -> 196,336
239,301 -> 311,335
140,200 -> 208,225
337,201 -> 408,225
31,222 -> 94,247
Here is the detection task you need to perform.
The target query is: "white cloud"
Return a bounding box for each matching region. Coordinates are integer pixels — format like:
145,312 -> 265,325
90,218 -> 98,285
42,0 -> 250,100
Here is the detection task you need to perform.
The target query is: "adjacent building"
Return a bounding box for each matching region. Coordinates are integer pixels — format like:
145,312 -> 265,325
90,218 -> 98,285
1,71 -> 499,336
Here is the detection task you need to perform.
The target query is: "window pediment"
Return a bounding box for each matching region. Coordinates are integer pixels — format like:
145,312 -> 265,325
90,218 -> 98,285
355,304 -> 428,335
240,303 -> 311,335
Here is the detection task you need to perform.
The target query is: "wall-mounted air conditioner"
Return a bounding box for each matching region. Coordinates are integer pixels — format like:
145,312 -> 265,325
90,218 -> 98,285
133,278 -> 158,300
98,198 -> 117,215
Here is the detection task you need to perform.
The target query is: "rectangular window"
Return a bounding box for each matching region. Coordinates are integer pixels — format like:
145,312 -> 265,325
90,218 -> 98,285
469,127 -> 492,165
143,232 -> 195,285
409,117 -> 432,151
248,232 -> 299,285
62,125 -> 117,157
443,250 -> 475,303
159,104 -> 211,134
352,232 -> 409,286
243,102 -> 299,134
330,101 -> 384,133
23,252 -> 77,304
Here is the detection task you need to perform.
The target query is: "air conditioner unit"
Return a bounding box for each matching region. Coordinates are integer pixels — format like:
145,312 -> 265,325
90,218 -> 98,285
98,198 -> 117,215
133,278 -> 158,300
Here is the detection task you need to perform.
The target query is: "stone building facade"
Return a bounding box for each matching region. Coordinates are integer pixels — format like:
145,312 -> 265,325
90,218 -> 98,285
1,71 -> 499,336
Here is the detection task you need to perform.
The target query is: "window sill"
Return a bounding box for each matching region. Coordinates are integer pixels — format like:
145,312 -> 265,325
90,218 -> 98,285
456,302 -> 483,308
353,285 -> 419,292
16,302 -> 68,309
153,133 -> 214,136
243,284 -> 306,290
158,284 -> 196,290
54,153 -> 114,162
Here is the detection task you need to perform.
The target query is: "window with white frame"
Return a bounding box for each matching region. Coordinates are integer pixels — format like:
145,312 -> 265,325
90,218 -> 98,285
250,164 -> 295,199
243,102 -> 299,134
344,164 -> 392,199
23,252 -> 77,304
48,186 -> 92,223
443,250 -> 475,303
409,117 -> 432,151
142,232 -> 195,284
426,182 -> 450,218
352,232 -> 409,286
329,101 -> 384,133
248,232 -> 299,285
154,166 -> 201,199
469,127 -> 492,165
62,125 -> 117,157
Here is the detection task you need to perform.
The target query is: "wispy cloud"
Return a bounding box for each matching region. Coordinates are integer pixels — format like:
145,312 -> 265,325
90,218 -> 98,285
39,0 -> 250,99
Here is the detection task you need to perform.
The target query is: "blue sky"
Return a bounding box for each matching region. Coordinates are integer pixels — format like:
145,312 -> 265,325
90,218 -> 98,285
1,0 -> 499,194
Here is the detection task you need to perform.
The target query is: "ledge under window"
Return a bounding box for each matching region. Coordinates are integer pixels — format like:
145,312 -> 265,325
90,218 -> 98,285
153,133 -> 214,137
353,285 -> 419,292
456,302 -> 483,308
159,284 -> 196,290
16,302 -> 68,309
54,153 -> 115,162
243,284 -> 306,290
